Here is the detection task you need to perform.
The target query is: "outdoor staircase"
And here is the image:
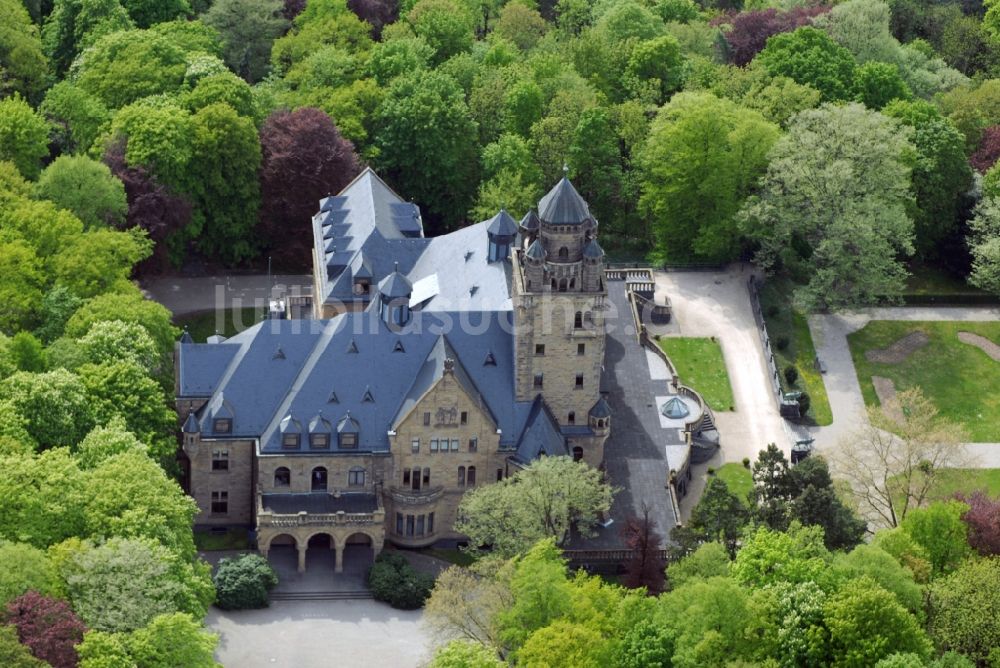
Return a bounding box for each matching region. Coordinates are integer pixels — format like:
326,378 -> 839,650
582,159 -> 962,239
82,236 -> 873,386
269,590 -> 374,602
698,412 -> 716,433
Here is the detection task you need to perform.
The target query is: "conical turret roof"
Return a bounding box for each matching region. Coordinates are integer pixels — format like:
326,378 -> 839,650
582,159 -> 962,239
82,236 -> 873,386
538,177 -> 593,225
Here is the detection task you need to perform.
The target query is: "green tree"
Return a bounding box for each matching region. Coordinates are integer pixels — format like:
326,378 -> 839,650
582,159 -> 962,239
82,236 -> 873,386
666,541 -> 730,588
751,580 -> 828,667
788,456 -> 867,551
0,449 -> 88,547
659,576 -> 756,667
76,629 -> 133,668
203,0 -> 287,83
495,3 -> 546,51
455,457 -> 614,559
742,103 -> 915,311
495,539 -> 572,652
42,0 -> 135,76
732,524 -> 834,590
823,576 -> 932,667
182,71 -> 257,119
213,554 -> 278,610
429,639 -> 504,668
8,332 -> 45,373
832,544 -> 923,617
73,29 -> 187,109
854,62 -> 912,110
424,561 -> 513,651
625,35 -> 685,104
518,620 -> 613,667
63,286 -> 178,364
882,100 -> 972,258
35,155 -> 127,229
0,625 -> 46,668
672,477 -> 749,557
79,320 -> 159,375
927,557 -> 1000,665
126,613 -> 220,668
968,196 -> 1000,296
640,91 -> 779,263
76,419 -> 147,468
121,0 -> 190,28
900,500 -> 971,576
504,79 -> 544,138
83,451 -> 198,558
0,542 -> 61,604
34,285 -> 82,345
0,0 -> 48,101
756,27 -> 857,102
52,228 -> 152,298
407,0 -> 474,64
0,95 -> 50,180
64,537 -> 212,632
569,108 -> 623,231
182,103 -> 261,264
367,36 -> 434,86
40,82 -> 110,154
750,443 -> 795,530
109,98 -> 193,190
1,369 -> 94,449
375,70 -> 479,232
0,241 -> 45,334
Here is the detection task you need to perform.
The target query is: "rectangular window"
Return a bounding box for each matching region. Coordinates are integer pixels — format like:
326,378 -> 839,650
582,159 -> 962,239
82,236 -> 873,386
416,515 -> 425,537
403,469 -> 411,485
577,343 -> 585,356
450,439 -> 459,452
535,344 -> 545,356
423,412 -> 431,426
396,512 -> 403,535
422,468 -> 430,486
210,491 -> 228,515
457,467 -> 465,487
310,433 -> 329,449
213,418 -> 232,434
411,438 -> 420,453
211,449 -> 229,471
411,468 -> 420,491
406,515 -> 414,537
339,433 -> 357,448
427,512 -> 434,534
497,468 -> 503,482
575,374 -> 584,389
468,437 -> 478,453
460,411 -> 468,425
467,467 -> 476,486
282,433 -> 299,448
534,373 -> 543,388
349,469 -> 365,486
430,439 -> 438,452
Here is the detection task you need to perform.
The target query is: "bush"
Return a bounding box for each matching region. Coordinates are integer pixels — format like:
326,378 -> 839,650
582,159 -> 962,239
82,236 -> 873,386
368,552 -> 434,610
784,365 -> 799,385
775,336 -> 790,350
766,304 -> 780,318
212,554 -> 278,610
742,457 -> 751,469
797,391 -> 811,415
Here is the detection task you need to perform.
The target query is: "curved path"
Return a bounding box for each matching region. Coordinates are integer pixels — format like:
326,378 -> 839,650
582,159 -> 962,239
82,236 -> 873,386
803,306 -> 1000,466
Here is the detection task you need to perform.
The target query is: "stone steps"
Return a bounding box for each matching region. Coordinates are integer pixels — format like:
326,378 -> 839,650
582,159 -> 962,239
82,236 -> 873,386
269,590 -> 374,602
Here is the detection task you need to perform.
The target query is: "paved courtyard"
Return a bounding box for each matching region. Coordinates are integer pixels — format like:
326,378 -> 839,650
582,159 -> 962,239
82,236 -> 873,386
143,274 -> 312,316
207,599 -> 430,668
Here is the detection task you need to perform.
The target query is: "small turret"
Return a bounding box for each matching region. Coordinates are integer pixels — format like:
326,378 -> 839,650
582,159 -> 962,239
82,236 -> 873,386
378,262 -> 412,327
486,209 -> 518,262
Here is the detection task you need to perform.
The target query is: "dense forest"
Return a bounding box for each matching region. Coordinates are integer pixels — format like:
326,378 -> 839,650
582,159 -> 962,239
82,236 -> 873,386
1,0 -> 1000,308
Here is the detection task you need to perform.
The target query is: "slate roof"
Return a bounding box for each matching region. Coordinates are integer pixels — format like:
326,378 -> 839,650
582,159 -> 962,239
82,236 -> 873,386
538,177 -> 594,226
486,209 -> 518,238
583,238 -> 605,258
513,396 -> 568,463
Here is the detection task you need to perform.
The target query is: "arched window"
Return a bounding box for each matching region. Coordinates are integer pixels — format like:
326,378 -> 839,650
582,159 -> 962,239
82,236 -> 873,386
551,278 -> 557,290
311,466 -> 327,491
457,466 -> 466,487
573,446 -> 584,462
274,467 -> 290,488
558,247 -> 568,259
558,278 -> 568,292
569,277 -> 575,289
568,411 -> 576,424
467,466 -> 476,487
348,467 -> 365,486
574,312 -> 583,329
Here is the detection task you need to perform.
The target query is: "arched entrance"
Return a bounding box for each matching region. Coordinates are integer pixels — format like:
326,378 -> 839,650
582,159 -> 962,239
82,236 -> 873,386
261,533 -> 298,574
305,533 -> 336,572
341,532 -> 375,577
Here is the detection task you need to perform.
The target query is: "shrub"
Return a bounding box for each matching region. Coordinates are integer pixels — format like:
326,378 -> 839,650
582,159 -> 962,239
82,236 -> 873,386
775,336 -> 790,350
368,552 -> 434,610
797,391 -> 811,415
212,554 -> 278,610
742,457 -> 751,469
766,304 -> 780,318
784,365 -> 799,385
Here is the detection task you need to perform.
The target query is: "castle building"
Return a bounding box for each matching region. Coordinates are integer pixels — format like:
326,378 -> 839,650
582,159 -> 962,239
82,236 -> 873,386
175,169 -> 610,572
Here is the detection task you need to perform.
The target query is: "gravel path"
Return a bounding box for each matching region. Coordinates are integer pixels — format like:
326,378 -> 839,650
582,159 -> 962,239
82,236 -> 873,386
957,331 -> 1000,361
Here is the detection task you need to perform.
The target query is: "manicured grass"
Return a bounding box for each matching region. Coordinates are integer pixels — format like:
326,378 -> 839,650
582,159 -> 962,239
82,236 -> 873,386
194,529 -> 250,551
416,548 -> 475,567
659,337 -> 735,412
714,463 -> 753,505
848,320 -> 1000,442
758,279 -> 833,426
174,307 -> 265,343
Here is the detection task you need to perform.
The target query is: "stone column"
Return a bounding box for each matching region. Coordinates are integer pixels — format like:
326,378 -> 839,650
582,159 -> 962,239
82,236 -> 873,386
297,543 -> 307,573
373,536 -> 384,558
334,543 -> 344,573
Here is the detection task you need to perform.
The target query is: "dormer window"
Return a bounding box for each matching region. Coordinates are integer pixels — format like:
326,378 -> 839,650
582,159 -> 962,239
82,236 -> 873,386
353,279 -> 370,295
310,433 -> 330,449
282,433 -> 300,448
340,433 -> 357,448
213,418 -> 232,434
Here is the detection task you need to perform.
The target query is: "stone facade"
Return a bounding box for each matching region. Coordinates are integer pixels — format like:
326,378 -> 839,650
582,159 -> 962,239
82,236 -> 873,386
183,431 -> 255,527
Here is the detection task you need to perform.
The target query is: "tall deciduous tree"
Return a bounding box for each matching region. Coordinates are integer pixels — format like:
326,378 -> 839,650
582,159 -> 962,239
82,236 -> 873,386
63,286 -> 178,363
203,0 -> 288,83
0,625 -> 46,668
833,388 -> 971,528
742,103 -> 915,311
35,156 -> 127,230
967,196 -> 1000,296
640,91 -> 779,264
900,500 -> 971,576
375,70 -> 479,233
755,27 -> 857,102
77,613 -> 219,668
722,6 -> 829,67
407,0 -> 474,64
0,0 -> 48,101
424,560 -> 513,650
258,107 -> 361,269
455,457 -> 614,559
0,95 -> 50,180
1,369 -> 94,450
0,450 -> 88,547
73,30 -> 187,109
927,557 -> 1000,666
4,591 -> 87,668
0,542 -> 61,605
956,491 -> 1000,556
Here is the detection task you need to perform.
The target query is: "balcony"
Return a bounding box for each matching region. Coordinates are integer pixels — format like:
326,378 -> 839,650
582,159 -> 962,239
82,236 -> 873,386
257,491 -> 384,529
386,485 -> 444,506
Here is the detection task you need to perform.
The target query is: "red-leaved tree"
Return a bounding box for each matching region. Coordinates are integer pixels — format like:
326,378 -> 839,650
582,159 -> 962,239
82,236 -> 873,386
719,6 -> 829,66
104,140 -> 193,276
348,0 -> 398,37
970,126 -> 1000,173
258,108 -> 362,270
957,491 -> 1000,556
5,591 -> 86,668
621,505 -> 666,594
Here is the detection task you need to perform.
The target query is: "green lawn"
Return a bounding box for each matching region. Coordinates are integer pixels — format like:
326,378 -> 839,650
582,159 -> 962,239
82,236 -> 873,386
174,307 -> 265,343
758,279 -> 833,426
904,261 -> 985,296
659,337 -> 735,411
848,320 -> 1000,442
194,528 -> 250,551
715,463 -> 753,505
